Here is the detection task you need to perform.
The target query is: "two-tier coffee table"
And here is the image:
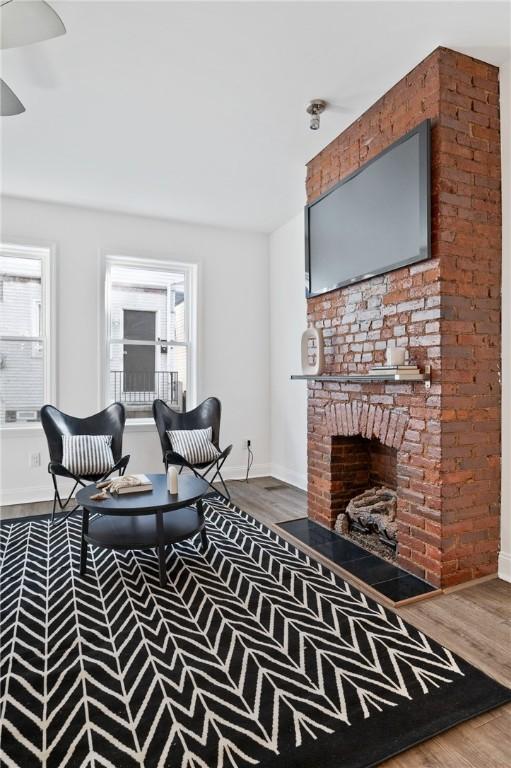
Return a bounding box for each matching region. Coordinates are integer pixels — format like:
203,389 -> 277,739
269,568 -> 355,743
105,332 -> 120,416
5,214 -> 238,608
76,474 -> 210,587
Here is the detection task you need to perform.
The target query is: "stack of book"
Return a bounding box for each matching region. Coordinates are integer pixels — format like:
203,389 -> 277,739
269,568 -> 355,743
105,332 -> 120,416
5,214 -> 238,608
97,474 -> 153,495
115,474 -> 153,494
368,364 -> 421,380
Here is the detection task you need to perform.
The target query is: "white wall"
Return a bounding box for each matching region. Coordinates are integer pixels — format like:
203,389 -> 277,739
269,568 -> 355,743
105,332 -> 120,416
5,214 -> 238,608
499,57 -> 511,582
0,196 -> 270,505
269,212 -> 307,489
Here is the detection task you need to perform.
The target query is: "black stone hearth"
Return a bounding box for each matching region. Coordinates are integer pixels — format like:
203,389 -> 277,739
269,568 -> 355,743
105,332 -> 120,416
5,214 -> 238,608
278,517 -> 436,602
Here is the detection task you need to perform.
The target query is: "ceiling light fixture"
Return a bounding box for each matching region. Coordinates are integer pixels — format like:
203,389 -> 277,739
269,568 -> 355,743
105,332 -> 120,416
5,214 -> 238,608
0,0 -> 66,50
306,99 -> 327,131
0,78 -> 25,115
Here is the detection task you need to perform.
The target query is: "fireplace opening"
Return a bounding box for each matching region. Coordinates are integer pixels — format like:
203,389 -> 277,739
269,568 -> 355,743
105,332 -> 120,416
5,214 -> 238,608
332,435 -> 398,562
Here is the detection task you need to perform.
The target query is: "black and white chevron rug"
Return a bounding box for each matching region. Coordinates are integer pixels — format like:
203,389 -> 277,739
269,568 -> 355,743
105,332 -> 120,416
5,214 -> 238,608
1,495 -> 510,768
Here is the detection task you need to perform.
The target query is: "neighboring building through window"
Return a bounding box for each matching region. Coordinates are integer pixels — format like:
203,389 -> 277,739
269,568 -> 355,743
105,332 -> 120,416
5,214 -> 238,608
0,243 -> 53,426
105,258 -> 196,419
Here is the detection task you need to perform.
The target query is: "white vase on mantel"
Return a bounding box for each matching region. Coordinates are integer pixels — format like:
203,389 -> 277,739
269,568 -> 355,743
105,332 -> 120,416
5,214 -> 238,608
301,326 -> 325,375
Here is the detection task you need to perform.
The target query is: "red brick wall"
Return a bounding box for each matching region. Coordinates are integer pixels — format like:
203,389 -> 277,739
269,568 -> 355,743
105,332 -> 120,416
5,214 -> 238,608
370,441 -> 398,489
305,47 -> 501,588
437,51 -> 501,585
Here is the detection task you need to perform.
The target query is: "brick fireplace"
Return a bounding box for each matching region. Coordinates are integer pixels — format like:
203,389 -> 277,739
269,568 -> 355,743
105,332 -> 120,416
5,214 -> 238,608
305,47 -> 501,589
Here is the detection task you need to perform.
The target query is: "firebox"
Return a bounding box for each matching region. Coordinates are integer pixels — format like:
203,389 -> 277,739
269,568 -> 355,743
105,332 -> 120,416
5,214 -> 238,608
330,436 -> 398,557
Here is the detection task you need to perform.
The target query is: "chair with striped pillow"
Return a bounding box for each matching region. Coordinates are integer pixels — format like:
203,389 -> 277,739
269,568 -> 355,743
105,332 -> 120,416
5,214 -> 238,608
152,397 -> 232,499
41,403 -> 130,523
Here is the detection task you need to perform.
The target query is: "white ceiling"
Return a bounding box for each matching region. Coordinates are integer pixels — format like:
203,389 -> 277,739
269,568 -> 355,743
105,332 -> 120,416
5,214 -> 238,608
1,1 -> 510,233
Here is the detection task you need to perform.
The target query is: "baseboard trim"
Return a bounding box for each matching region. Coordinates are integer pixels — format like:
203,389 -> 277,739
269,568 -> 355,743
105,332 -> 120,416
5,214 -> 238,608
0,485 -> 56,507
0,466 -> 273,507
270,463 -> 307,491
498,551 -> 511,583
442,572 -> 498,594
218,463 -> 272,482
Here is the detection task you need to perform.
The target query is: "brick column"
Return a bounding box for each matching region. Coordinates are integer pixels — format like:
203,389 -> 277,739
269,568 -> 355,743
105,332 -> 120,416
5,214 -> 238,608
304,47 -> 501,589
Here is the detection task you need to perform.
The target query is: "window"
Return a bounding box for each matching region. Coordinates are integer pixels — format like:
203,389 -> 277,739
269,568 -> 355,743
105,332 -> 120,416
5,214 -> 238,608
104,257 -> 197,420
0,243 -> 54,426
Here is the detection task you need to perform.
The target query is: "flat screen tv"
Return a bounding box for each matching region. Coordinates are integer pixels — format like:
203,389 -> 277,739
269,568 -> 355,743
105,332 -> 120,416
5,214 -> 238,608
305,119 -> 431,297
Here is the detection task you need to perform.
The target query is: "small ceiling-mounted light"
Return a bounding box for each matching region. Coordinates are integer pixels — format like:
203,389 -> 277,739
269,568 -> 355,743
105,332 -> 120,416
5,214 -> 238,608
0,79 -> 25,116
0,0 -> 66,50
306,99 -> 327,131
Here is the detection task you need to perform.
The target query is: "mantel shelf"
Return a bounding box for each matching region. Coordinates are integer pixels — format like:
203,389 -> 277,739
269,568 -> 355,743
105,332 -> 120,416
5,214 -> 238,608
290,367 -> 431,388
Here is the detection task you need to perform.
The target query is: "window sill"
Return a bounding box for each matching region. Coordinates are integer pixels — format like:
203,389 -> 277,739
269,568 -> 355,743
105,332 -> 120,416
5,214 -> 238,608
124,419 -> 158,433
0,419 -> 157,438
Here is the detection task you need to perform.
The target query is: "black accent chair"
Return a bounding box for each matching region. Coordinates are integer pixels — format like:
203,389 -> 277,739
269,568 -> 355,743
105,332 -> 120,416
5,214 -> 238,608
152,397 -> 232,499
41,403 -> 130,523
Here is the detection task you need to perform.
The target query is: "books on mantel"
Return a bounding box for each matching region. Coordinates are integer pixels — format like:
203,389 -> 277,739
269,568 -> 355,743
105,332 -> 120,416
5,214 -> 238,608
368,364 -> 421,379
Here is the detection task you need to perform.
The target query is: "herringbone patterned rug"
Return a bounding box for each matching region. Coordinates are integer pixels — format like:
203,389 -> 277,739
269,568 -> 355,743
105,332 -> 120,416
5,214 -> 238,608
1,495 -> 510,768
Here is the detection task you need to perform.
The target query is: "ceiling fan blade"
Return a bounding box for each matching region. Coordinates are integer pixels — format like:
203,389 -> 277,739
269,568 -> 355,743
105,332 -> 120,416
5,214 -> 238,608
1,0 -> 65,50
0,78 -> 25,115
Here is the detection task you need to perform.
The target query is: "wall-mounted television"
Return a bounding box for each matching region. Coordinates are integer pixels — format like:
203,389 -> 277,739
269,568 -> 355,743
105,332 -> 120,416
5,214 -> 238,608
305,119 -> 431,298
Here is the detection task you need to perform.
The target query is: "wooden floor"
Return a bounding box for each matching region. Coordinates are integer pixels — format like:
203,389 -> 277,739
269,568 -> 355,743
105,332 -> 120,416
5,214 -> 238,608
3,476 -> 511,767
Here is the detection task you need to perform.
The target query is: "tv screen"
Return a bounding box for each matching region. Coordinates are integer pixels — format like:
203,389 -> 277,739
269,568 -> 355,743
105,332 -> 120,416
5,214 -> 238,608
305,120 -> 430,297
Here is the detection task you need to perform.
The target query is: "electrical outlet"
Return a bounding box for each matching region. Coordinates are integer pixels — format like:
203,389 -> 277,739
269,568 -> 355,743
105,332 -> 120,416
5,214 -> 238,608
29,452 -> 41,468
243,438 -> 251,449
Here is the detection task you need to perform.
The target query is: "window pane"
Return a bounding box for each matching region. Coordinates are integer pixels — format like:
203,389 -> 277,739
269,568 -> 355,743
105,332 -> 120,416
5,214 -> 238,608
107,262 -> 190,419
0,340 -> 44,424
170,280 -> 186,342
109,341 -> 187,418
109,265 -> 186,343
123,344 -> 156,391
123,309 -> 156,341
167,344 -> 187,396
0,255 -> 42,337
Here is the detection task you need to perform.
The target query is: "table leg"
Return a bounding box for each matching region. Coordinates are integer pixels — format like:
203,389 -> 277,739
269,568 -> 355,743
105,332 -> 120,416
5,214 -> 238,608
80,509 -> 89,576
197,499 -> 208,552
156,510 -> 167,587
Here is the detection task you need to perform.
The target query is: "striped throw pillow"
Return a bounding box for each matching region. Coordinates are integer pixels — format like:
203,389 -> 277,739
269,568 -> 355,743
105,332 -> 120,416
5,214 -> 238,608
167,427 -> 220,465
62,435 -> 115,476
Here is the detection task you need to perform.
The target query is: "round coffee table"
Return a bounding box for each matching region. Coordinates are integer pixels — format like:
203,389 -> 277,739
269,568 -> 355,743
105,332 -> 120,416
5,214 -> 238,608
76,474 -> 210,587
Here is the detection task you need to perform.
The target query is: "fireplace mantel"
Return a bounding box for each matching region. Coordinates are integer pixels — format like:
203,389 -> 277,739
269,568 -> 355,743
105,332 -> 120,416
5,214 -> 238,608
291,367 -> 431,388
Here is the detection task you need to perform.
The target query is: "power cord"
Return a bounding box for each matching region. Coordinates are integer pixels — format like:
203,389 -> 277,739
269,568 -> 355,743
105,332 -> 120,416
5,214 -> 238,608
245,439 -> 254,482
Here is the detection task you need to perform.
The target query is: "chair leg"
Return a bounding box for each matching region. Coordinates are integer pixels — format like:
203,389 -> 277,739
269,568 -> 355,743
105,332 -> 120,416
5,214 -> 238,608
217,470 -> 230,501
50,476 -> 82,525
189,466 -> 219,496
206,457 -> 230,500
191,466 -> 230,500
197,499 -> 208,551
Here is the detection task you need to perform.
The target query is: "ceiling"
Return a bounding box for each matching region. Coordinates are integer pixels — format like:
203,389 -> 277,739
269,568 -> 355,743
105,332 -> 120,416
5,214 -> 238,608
1,1 -> 510,233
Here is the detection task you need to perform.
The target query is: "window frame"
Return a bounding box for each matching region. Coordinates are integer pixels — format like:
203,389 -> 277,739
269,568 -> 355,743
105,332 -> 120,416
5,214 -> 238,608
101,254 -> 198,422
0,240 -> 56,431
